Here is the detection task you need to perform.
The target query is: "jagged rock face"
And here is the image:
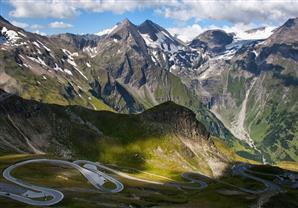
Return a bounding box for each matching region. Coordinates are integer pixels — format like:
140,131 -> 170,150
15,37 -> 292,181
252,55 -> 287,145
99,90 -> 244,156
142,101 -> 210,139
51,33 -> 102,49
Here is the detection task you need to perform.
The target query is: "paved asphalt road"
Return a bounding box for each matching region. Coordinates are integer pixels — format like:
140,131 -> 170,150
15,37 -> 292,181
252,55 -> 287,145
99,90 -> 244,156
0,159 -> 124,206
0,159 -> 284,207
75,160 -> 208,190
232,164 -> 281,194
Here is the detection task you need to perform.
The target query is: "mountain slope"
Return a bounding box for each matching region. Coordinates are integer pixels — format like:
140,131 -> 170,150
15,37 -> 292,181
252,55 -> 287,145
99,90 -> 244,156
178,18 -> 298,163
0,91 -> 244,177
190,29 -> 233,53
1,16 -> 297,163
0,16 -> 112,111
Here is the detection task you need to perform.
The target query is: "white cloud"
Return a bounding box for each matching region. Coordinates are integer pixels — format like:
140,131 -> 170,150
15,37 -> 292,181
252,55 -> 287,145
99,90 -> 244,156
48,21 -> 73,29
7,0 -> 298,26
168,23 -> 277,42
30,24 -> 44,30
8,0 -> 169,19
218,23 -> 276,40
9,0 -> 78,19
11,20 -> 29,28
168,24 -> 212,42
159,0 -> 298,24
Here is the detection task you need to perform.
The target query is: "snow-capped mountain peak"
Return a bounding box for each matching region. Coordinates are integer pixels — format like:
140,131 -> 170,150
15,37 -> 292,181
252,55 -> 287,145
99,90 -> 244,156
138,20 -> 183,53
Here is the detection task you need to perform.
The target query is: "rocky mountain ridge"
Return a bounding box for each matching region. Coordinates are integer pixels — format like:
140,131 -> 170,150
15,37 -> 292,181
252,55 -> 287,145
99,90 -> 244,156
0,90 -> 235,177
1,16 -> 297,163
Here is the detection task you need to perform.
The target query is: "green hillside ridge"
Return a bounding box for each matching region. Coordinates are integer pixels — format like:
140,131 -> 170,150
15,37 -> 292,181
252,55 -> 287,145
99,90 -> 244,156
245,72 -> 298,163
0,93 -> 251,178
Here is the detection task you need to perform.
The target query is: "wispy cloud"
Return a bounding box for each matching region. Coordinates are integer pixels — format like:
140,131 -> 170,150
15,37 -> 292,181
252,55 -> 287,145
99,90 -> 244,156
48,21 -> 73,29
9,0 -> 78,19
160,0 -> 298,24
168,22 -> 277,42
8,0 -> 164,19
30,24 -> 44,30
168,24 -> 209,42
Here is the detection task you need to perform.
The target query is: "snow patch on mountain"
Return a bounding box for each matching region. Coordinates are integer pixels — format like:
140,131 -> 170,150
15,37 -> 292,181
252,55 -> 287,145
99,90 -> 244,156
54,63 -> 63,72
140,31 -> 180,53
62,48 -> 88,80
36,40 -> 51,52
62,48 -> 72,56
18,32 -> 27,37
213,49 -> 236,60
33,41 -> 40,48
83,46 -> 98,58
74,66 -> 88,80
64,69 -> 73,76
67,58 -> 77,67
1,27 -> 21,43
27,56 -> 47,67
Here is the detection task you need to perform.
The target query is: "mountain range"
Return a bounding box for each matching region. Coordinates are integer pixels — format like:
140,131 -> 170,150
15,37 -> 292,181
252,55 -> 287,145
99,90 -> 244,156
0,15 -> 297,165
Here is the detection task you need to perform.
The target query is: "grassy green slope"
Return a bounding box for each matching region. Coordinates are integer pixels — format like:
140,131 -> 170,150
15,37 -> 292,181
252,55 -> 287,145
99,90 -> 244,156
0,50 -> 113,111
0,94 -> 246,178
246,72 -> 298,163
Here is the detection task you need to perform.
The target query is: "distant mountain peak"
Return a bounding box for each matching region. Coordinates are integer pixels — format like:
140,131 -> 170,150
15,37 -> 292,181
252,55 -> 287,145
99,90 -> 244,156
120,18 -> 134,27
137,19 -> 183,52
107,18 -> 138,39
283,17 -> 298,28
190,29 -> 233,53
143,19 -> 154,24
138,19 -> 163,34
265,17 -> 298,44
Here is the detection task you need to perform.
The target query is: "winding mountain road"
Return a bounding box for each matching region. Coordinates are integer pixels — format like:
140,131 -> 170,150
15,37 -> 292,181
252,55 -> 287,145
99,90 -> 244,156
232,164 -> 281,194
0,159 -> 124,206
232,164 -> 281,208
74,160 -> 208,190
0,159 -> 283,207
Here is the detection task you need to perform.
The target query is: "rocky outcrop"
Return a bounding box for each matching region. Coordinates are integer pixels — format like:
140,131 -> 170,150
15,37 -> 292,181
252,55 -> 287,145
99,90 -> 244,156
142,101 -> 210,139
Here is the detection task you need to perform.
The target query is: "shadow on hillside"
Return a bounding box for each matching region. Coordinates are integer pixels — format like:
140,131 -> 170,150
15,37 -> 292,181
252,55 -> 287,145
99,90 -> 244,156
1,90 -> 297,185
0,90 -> 206,172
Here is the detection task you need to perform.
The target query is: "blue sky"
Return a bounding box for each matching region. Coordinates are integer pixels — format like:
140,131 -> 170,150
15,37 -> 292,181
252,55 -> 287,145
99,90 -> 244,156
0,1 -> 181,34
0,0 -> 297,41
